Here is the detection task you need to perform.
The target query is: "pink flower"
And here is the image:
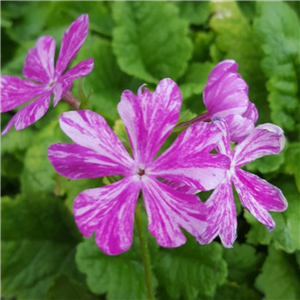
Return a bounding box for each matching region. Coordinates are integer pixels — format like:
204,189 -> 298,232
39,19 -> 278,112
198,119 -> 287,248
48,79 -> 230,255
202,60 -> 258,142
1,14 -> 94,135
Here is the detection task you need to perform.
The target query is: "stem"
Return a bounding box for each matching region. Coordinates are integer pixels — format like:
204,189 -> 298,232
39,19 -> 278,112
62,91 -> 81,110
176,111 -> 211,128
135,202 -> 155,300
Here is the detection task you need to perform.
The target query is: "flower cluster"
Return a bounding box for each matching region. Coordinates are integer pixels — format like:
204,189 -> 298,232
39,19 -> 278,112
1,15 -> 287,256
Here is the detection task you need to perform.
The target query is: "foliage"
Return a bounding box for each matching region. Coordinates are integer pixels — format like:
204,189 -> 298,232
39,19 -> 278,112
1,1 -> 300,299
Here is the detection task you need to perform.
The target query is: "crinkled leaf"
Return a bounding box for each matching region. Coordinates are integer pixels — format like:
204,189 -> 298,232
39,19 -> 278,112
112,1 -> 192,83
76,212 -> 158,300
255,246 -> 300,300
155,237 -> 227,300
223,243 -> 264,284
1,195 -> 82,300
174,1 -> 210,25
254,1 -> 300,132
46,275 -> 99,300
72,36 -> 141,121
179,62 -> 214,100
210,1 -> 270,125
245,180 -> 300,253
200,283 -> 261,300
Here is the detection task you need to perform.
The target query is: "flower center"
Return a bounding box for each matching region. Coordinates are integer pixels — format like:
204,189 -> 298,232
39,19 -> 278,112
138,169 -> 145,176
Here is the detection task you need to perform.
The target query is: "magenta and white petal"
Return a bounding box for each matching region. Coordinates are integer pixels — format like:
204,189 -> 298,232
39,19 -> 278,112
48,143 -> 133,179
243,102 -> 258,124
212,118 -> 232,157
52,58 -> 94,107
141,176 -> 206,248
0,76 -> 45,112
118,78 -> 182,165
203,60 -> 249,118
233,169 -> 276,231
74,177 -> 141,255
58,110 -> 135,173
2,93 -> 50,135
198,178 -> 237,248
23,36 -> 55,84
162,178 -> 198,195
235,169 -> 287,212
149,122 -> 230,191
55,14 -> 89,76
233,124 -> 285,167
224,114 -> 255,143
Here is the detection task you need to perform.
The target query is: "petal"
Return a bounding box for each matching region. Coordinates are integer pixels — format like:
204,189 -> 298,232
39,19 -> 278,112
224,114 -> 255,143
203,60 -> 249,118
141,176 -> 206,248
162,178 -> 198,195
235,169 -> 287,212
2,93 -> 50,135
233,123 -> 285,167
74,177 -> 140,255
23,36 -> 55,84
56,14 -> 89,76
52,58 -> 94,107
198,178 -> 237,248
213,118 -> 233,157
58,110 -> 135,173
233,169 -> 276,230
149,122 -> 230,191
243,102 -> 258,124
48,143 -> 133,179
0,76 -> 45,112
118,78 -> 182,165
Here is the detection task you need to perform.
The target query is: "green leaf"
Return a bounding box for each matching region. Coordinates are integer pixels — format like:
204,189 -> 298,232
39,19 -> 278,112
72,36 -> 142,122
210,1 -> 270,125
174,1 -> 210,25
245,180 -> 300,253
254,1 -> 300,132
76,238 -> 151,300
46,275 -> 99,300
1,195 -> 82,300
112,2 -> 192,83
282,143 -> 300,192
200,283 -> 261,300
179,62 -> 214,100
255,246 -> 300,300
223,243 -> 264,284
155,238 -> 227,300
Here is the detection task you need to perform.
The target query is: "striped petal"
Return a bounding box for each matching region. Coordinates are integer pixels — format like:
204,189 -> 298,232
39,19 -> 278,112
233,169 -> 278,231
118,78 -> 182,165
48,143 -> 133,179
0,76 -> 45,112
53,58 -> 94,107
198,177 -> 237,248
235,169 -> 287,212
204,60 -> 249,118
149,122 -> 230,191
56,14 -> 89,76
74,177 -> 140,255
23,36 -> 55,84
141,176 -> 206,248
58,110 -> 135,174
2,93 -> 50,135
233,123 -> 285,167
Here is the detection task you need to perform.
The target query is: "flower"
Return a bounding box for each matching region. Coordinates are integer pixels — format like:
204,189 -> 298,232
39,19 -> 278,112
1,14 -> 94,135
198,119 -> 287,248
195,60 -> 258,143
48,79 -> 230,255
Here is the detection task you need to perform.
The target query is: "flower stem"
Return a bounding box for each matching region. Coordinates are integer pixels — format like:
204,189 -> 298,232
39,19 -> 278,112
62,91 -> 81,110
176,111 -> 211,128
135,202 -> 155,300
